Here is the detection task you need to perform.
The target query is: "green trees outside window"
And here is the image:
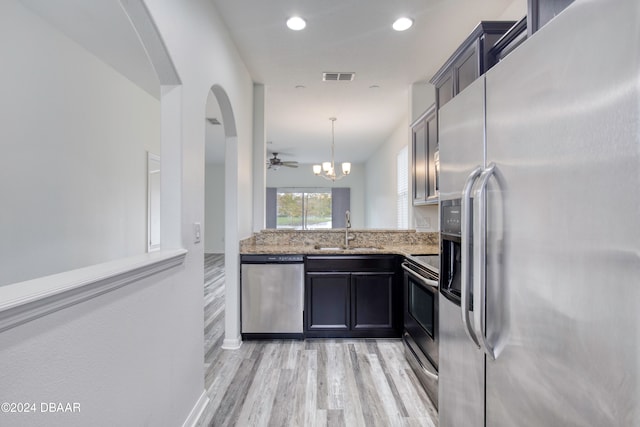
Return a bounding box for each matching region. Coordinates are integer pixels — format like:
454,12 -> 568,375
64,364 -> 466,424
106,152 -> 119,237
277,190 -> 332,229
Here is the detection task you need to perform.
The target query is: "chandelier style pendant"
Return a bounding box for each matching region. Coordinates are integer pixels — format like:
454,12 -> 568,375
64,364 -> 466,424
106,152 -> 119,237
313,117 -> 351,181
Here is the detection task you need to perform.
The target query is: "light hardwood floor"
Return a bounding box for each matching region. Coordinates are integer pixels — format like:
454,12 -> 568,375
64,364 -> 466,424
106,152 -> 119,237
200,253 -> 438,427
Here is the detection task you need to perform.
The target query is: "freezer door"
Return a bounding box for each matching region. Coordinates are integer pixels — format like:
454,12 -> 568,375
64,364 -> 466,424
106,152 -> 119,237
438,77 -> 486,201
438,297 -> 484,427
437,76 -> 486,427
484,0 -> 640,425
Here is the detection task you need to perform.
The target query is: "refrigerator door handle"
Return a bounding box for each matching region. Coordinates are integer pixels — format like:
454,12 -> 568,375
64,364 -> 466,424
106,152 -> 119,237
461,166 -> 483,348
473,163 -> 497,360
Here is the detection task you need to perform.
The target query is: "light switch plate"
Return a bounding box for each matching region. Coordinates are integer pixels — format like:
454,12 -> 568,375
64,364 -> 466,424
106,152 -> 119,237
194,222 -> 201,243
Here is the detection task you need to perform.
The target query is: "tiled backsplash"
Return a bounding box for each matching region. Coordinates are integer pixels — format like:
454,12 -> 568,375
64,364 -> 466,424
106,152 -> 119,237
242,229 -> 438,249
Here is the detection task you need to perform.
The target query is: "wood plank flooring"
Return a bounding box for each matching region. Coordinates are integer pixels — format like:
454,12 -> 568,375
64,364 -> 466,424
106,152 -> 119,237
200,253 -> 438,427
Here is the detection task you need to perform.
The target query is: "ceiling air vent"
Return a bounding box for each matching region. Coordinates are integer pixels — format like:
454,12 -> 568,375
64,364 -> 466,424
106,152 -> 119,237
206,117 -> 221,125
323,72 -> 355,82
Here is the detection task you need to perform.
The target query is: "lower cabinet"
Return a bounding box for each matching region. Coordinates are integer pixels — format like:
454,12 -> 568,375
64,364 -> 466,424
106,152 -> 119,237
306,273 -> 350,331
305,255 -> 401,338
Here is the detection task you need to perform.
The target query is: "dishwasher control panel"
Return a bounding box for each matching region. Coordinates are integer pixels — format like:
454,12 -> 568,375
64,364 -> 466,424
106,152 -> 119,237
241,254 -> 304,263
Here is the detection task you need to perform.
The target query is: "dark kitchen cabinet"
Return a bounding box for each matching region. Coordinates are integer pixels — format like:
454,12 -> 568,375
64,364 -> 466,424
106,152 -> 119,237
305,255 -> 401,338
351,273 -> 394,330
528,0 -> 574,35
490,17 -> 528,63
430,21 -> 515,110
412,104 -> 438,205
306,273 -> 350,331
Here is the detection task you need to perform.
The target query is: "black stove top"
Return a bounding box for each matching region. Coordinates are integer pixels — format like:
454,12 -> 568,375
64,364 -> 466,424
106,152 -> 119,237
406,254 -> 440,276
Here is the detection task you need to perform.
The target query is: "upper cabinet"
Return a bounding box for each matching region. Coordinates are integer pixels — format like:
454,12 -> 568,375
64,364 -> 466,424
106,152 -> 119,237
490,17 -> 528,64
412,105 -> 438,206
528,0 -> 575,35
430,21 -> 516,110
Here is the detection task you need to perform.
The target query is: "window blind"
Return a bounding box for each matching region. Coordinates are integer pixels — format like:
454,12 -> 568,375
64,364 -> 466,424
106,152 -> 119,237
397,146 -> 409,229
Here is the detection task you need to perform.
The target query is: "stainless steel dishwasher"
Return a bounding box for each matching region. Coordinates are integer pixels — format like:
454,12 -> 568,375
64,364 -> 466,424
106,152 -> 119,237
240,254 -> 304,339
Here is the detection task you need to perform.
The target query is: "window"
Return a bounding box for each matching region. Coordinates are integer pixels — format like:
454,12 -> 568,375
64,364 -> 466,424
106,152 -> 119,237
266,187 -> 351,229
397,146 -> 409,229
276,189 -> 332,230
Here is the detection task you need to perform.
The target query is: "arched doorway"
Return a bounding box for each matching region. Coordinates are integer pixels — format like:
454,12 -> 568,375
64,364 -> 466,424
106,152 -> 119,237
204,85 -> 242,353
203,87 -> 227,371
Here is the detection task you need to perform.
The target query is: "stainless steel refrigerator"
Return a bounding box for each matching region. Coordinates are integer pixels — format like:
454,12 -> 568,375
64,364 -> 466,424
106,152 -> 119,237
437,0 -> 640,426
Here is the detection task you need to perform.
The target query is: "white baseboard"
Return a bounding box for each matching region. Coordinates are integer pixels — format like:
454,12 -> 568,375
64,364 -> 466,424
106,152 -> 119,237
221,336 -> 242,350
182,390 -> 209,427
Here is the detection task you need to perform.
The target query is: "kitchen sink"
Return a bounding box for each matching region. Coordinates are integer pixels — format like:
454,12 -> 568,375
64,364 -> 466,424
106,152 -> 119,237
314,245 -> 383,251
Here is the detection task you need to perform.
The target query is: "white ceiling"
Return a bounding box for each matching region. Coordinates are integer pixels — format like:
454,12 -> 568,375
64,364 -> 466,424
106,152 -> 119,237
21,0 -> 525,166
212,0 -> 524,164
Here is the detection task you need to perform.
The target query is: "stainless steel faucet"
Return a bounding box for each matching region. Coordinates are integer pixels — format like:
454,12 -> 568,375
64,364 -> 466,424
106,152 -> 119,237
345,210 -> 355,248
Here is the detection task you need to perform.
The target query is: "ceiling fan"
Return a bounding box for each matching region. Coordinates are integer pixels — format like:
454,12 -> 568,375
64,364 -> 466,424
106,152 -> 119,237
267,152 -> 298,170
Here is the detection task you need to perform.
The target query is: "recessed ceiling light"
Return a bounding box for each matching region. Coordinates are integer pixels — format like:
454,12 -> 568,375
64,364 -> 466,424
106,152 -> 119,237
295,85 -> 306,89
392,17 -> 413,31
286,16 -> 306,31
369,85 -> 380,89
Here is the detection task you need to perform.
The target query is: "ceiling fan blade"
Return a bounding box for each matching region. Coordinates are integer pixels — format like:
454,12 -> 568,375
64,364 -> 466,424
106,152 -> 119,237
283,164 -> 298,168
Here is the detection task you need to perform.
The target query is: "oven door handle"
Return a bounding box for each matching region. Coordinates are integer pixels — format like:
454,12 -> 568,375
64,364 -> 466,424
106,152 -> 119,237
461,166 -> 483,348
401,263 -> 438,290
403,333 -> 438,381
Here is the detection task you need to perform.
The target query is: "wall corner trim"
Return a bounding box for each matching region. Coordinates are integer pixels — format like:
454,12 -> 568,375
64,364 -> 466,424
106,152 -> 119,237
0,249 -> 188,333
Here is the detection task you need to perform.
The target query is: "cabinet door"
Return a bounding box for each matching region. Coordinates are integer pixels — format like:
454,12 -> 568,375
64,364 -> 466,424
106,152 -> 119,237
351,273 -> 394,330
413,106 -> 438,205
306,273 -> 350,331
529,0 -> 575,35
426,112 -> 439,201
454,42 -> 479,95
437,73 -> 454,108
412,119 -> 427,204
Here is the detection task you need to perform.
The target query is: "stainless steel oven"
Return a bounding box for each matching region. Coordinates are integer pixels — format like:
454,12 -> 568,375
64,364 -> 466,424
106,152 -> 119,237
402,254 -> 439,407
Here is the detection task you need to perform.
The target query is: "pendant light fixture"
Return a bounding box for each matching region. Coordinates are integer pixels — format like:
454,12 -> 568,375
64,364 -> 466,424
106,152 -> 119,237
313,117 -> 351,181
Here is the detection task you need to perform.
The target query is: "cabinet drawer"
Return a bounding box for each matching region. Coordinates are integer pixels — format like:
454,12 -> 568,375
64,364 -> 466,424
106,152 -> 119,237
306,255 -> 396,272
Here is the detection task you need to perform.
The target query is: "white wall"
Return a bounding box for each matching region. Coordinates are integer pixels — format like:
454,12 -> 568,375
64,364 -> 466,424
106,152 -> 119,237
410,82 -> 436,124
204,163 -> 225,252
0,0 -> 160,287
145,0 -> 255,353
0,0 -> 255,426
252,84 -> 267,232
266,163 -> 365,228
500,0 -> 528,19
364,119 -> 409,229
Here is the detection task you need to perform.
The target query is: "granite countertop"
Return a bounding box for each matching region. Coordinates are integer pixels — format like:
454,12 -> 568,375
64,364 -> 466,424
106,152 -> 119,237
239,244 -> 438,256
240,230 -> 439,256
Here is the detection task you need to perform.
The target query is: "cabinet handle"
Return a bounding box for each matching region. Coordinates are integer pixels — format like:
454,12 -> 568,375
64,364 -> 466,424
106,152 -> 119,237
461,166 -> 483,348
473,163 -> 497,360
